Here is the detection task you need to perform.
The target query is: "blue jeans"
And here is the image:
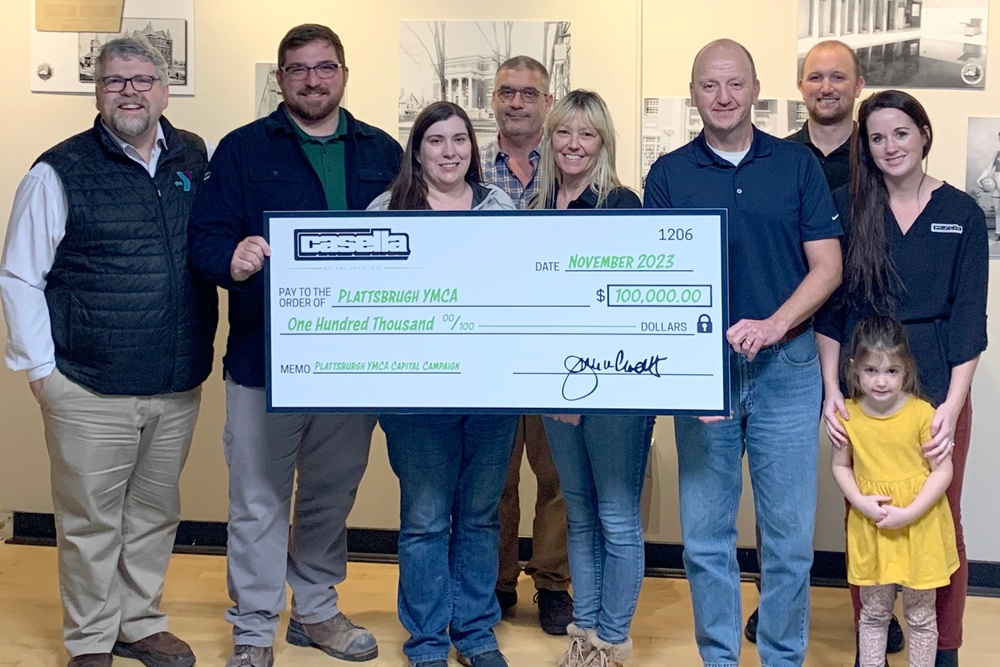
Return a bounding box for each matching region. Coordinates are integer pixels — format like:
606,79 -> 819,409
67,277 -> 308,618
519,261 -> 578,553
543,415 -> 654,644
380,414 -> 519,665
673,330 -> 821,667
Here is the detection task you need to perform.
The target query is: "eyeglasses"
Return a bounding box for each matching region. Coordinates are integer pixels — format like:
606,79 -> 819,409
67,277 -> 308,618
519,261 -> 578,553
281,63 -> 344,81
495,86 -> 543,103
99,75 -> 160,93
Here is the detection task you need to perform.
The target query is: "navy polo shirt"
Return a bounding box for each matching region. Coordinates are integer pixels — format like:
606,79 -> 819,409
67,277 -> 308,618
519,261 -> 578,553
644,127 -> 842,323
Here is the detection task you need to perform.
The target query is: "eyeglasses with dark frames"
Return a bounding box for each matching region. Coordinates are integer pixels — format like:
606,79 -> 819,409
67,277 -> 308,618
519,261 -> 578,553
495,86 -> 543,103
281,63 -> 344,81
99,75 -> 160,93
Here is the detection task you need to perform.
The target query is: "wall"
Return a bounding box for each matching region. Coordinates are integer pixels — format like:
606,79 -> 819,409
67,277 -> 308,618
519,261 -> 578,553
1,0 -> 998,562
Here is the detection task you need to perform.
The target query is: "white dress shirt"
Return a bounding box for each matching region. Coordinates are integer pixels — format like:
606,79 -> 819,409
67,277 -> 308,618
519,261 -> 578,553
0,122 -> 168,381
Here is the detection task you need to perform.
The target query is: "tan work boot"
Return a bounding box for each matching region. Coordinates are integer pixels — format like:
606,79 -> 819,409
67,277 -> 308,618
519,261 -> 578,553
286,614 -> 378,662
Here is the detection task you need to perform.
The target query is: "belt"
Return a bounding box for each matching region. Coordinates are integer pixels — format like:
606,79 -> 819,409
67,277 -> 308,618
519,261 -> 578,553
775,321 -> 810,346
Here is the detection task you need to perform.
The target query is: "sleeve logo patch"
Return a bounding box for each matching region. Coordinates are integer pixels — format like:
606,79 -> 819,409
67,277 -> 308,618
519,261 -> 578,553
930,224 -> 963,234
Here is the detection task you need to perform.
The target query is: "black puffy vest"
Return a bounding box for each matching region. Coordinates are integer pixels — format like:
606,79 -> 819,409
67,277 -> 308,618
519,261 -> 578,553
38,116 -> 218,395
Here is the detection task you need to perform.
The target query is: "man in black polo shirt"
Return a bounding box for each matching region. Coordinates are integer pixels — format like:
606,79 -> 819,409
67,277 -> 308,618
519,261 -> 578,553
787,40 -> 865,192
644,39 -> 842,667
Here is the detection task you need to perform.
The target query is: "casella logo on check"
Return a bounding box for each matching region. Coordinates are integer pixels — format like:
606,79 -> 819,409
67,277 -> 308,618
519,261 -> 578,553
295,228 -> 411,260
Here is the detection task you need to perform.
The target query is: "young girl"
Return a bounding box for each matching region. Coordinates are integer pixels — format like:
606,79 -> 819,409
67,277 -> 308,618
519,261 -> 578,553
832,316 -> 959,667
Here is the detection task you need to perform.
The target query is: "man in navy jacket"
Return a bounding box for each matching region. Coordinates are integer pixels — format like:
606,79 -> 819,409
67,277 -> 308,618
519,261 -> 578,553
188,24 -> 400,667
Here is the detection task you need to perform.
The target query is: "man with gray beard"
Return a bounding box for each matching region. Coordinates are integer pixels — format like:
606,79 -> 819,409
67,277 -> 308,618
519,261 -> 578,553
0,36 -> 216,667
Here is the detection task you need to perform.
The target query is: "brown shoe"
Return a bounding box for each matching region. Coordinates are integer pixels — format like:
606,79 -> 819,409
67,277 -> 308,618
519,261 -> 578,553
68,654 -> 112,667
112,632 -> 195,667
286,615 -> 378,662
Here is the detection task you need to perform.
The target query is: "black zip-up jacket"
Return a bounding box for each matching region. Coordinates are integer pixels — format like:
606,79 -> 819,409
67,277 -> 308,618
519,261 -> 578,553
188,105 -> 402,388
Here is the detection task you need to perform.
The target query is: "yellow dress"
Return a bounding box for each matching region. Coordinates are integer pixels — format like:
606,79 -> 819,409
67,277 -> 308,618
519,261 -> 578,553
840,396 -> 959,589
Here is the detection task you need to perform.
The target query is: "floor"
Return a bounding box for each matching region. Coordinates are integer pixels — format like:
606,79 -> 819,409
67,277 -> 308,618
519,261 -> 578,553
2,543 -> 998,666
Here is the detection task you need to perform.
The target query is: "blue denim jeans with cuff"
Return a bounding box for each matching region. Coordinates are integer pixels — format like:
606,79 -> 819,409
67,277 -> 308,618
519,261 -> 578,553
673,330 -> 821,667
543,414 -> 655,644
380,413 -> 519,665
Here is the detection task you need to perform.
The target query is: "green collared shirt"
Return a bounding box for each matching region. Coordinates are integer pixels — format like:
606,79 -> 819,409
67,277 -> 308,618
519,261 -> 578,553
289,107 -> 348,210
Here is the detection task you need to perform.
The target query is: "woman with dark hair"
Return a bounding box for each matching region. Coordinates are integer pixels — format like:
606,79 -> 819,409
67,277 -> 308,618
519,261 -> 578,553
368,101 -> 512,212
815,90 -> 987,667
532,90 -> 653,667
367,101 -> 516,667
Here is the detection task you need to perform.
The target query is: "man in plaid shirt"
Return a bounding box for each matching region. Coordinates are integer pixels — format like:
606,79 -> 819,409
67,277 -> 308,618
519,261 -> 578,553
479,56 -> 551,210
480,55 -> 575,638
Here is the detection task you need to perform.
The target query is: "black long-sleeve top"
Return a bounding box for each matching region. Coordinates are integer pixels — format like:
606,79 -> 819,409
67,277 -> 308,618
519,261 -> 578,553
815,183 -> 988,406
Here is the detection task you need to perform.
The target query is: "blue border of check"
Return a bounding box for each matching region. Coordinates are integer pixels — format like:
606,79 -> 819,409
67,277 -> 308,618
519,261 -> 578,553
263,208 -> 730,416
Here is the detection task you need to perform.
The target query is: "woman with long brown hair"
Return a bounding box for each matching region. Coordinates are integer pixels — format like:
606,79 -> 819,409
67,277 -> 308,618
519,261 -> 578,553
815,90 -> 987,667
368,101 -> 516,667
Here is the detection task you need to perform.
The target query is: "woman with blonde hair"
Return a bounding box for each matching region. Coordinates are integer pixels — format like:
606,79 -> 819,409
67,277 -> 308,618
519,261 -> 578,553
531,89 -> 637,210
533,90 -> 654,667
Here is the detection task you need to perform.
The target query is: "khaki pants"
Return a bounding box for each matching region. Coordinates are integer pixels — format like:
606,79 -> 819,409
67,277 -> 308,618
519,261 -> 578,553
39,369 -> 200,656
222,379 -> 376,644
497,415 -> 570,592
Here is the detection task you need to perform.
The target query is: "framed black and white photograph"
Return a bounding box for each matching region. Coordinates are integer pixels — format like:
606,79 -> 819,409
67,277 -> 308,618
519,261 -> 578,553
639,97 -> 806,191
398,20 -> 571,147
966,117 -> 1000,257
30,0 -> 195,95
79,18 -> 187,86
796,0 -> 989,89
255,63 -> 280,119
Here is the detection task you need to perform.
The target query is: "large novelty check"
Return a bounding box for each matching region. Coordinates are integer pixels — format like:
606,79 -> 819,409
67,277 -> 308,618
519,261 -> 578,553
265,209 -> 729,414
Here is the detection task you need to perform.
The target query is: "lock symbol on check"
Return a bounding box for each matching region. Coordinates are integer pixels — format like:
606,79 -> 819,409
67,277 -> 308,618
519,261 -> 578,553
697,314 -> 713,334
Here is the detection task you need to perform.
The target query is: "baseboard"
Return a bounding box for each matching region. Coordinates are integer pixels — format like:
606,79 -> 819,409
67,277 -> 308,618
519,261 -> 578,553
9,511 -> 999,595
